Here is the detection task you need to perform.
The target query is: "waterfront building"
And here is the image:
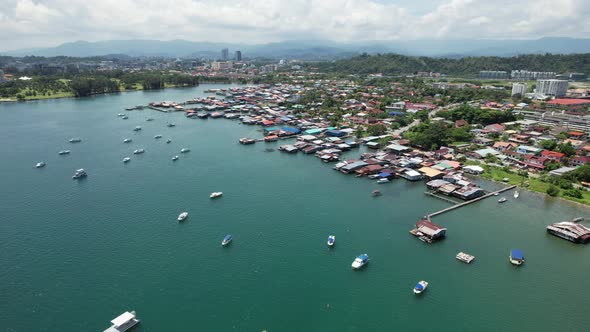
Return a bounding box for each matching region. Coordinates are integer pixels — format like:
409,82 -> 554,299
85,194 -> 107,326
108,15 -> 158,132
221,48 -> 229,61
235,51 -> 242,61
479,71 -> 508,79
511,83 -> 527,96
511,70 -> 556,80
536,79 -> 568,97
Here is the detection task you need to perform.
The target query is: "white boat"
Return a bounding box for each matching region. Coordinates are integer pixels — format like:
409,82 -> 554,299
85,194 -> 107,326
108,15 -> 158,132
154,135 -> 162,139
377,178 -> 389,184
35,162 -> 46,168
167,123 -> 176,127
493,192 -> 499,196
133,149 -> 145,154
509,249 -> 525,266
133,126 -> 142,131
177,212 -> 188,222
456,252 -> 475,263
351,254 -> 369,269
514,190 -> 519,198
166,139 -> 172,144
58,150 -> 71,155
146,118 -> 154,121
327,235 -> 335,247
72,169 -> 87,179
222,234 -> 233,246
413,280 -> 428,294
498,197 -> 507,203
103,311 -> 139,332
210,192 -> 223,198
69,138 -> 82,143
172,155 -> 179,161
123,157 -> 131,163
121,116 -> 128,120
117,113 -> 125,117
368,174 -> 380,179
123,138 -> 132,143
180,148 -> 190,153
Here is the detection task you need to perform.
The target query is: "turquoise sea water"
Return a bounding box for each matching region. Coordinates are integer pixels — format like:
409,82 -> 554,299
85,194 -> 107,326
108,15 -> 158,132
0,85 -> 588,332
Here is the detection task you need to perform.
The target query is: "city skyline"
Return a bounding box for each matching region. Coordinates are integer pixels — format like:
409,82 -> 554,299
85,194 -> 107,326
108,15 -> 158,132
1,0 -> 589,51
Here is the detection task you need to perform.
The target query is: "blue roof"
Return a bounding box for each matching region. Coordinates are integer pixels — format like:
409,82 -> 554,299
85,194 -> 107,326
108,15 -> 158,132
389,111 -> 405,116
281,126 -> 301,133
415,283 -> 424,290
358,254 -> 369,260
511,249 -> 524,259
378,172 -> 391,177
223,235 -> 232,240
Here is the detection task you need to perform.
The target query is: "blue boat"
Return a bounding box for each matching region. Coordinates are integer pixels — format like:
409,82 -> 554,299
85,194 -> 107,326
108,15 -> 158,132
413,280 -> 429,294
351,254 -> 369,269
509,249 -> 525,266
222,234 -> 233,247
327,235 -> 335,247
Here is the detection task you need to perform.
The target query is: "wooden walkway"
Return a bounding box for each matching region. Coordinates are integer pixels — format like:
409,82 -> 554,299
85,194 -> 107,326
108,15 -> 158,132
424,192 -> 460,205
427,185 -> 516,219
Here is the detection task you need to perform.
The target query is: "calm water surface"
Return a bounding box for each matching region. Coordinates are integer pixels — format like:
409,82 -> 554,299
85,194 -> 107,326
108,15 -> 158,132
0,85 -> 588,332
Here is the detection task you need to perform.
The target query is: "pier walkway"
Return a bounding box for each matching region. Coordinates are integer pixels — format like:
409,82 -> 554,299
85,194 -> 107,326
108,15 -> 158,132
427,185 -> 516,219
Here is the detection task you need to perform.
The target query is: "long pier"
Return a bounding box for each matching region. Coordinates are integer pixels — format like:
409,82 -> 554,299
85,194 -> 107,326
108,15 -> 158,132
424,192 -> 460,205
427,185 -> 517,219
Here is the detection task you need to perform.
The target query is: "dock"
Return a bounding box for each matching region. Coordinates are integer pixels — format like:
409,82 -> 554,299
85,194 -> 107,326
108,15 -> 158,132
424,192 -> 459,205
426,185 -> 516,219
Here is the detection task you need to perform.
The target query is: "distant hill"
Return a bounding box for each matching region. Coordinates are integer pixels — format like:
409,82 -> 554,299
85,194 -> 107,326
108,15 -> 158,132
3,37 -> 590,59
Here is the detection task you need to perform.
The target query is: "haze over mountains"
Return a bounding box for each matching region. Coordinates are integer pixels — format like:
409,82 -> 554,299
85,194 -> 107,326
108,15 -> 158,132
3,37 -> 590,59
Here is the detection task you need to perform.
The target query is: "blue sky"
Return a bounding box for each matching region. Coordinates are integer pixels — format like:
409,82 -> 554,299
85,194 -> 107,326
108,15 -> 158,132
0,0 -> 589,51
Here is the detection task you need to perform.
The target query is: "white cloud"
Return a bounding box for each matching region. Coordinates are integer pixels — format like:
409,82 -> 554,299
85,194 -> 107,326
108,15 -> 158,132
0,0 -> 589,51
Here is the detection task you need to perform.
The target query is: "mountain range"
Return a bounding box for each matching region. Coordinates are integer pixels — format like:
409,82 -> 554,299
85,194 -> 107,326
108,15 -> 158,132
3,37 -> 590,59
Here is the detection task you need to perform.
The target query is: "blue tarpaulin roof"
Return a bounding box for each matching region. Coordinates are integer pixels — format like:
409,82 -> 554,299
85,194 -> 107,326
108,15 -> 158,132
281,126 -> 301,133
378,172 -> 392,177
389,111 -> 405,116
415,283 -> 424,290
511,249 -> 524,260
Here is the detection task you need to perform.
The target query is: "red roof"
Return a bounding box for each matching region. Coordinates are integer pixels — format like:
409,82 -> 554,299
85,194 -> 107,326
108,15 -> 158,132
547,99 -> 590,106
541,150 -> 565,158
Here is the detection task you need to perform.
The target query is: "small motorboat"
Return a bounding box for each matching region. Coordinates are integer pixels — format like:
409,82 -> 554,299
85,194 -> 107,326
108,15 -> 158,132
351,254 -> 369,269
172,155 -> 179,161
154,135 -> 163,139
68,138 -> 82,143
123,138 -> 132,143
368,174 -> 380,179
413,281 -> 428,294
180,148 -> 190,153
117,113 -> 125,117
493,192 -> 499,196
58,150 -> 70,155
146,118 -> 154,121
498,197 -> 507,203
133,126 -> 142,131
327,235 -> 335,247
514,190 -> 520,198
123,157 -> 131,163
177,212 -> 188,222
35,162 -> 46,168
509,249 -> 525,266
377,178 -> 389,184
167,123 -> 176,127
72,169 -> 87,179
372,190 -> 381,197
133,149 -> 145,154
166,139 -> 172,144
121,115 -> 128,120
222,234 -> 233,246
210,192 -> 223,199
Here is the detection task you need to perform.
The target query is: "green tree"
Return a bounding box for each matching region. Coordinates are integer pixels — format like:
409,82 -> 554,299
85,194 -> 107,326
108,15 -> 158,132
366,124 -> 387,136
557,142 -> 576,157
539,140 -> 557,151
546,185 -> 560,197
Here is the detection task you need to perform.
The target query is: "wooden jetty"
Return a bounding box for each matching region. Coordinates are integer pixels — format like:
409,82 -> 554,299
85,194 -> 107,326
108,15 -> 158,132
426,185 -> 516,219
424,192 -> 459,205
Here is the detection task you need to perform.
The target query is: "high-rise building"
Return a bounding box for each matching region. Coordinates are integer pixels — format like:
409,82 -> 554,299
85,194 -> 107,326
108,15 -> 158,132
0,69 -> 5,82
511,83 -> 527,97
536,79 -> 568,97
221,48 -> 229,61
234,51 -> 242,61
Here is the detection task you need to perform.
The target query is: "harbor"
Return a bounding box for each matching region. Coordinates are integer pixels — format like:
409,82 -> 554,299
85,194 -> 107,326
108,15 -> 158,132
1,85 -> 589,332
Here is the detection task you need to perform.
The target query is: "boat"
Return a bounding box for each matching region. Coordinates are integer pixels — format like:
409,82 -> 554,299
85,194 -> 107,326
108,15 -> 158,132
377,178 -> 390,184
166,123 -> 176,127
456,252 -> 475,263
133,126 -> 141,131
133,149 -> 145,154
177,212 -> 188,222
498,197 -> 507,203
35,162 -> 46,168
123,138 -> 132,143
546,221 -> 590,244
180,148 -> 190,153
368,174 -> 380,179
222,234 -> 233,246
146,118 -> 154,121
69,138 -> 82,143
123,157 -> 131,163
372,190 -> 381,197
172,155 -> 179,161
413,281 -> 429,294
514,190 -> 519,198
210,192 -> 223,199
58,150 -> 71,155
72,169 -> 87,179
572,217 -> 584,223
351,254 -> 369,269
493,192 -> 499,196
103,311 -> 139,332
166,139 -> 172,144
327,235 -> 335,247
154,135 -> 162,139
117,113 -> 125,117
121,115 -> 128,120
509,249 -> 525,266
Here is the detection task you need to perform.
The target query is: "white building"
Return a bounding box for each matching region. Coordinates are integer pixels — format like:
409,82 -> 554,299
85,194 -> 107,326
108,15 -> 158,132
536,79 -> 568,97
211,61 -> 232,71
511,83 -> 527,96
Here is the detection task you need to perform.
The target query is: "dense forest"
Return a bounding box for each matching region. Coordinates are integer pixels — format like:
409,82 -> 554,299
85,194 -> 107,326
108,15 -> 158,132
316,53 -> 590,76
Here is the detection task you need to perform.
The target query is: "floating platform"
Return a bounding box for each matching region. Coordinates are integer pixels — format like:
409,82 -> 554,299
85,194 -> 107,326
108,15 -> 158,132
456,252 -> 475,263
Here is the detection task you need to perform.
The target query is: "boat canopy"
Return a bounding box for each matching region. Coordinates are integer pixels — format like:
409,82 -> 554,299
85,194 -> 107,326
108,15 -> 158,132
378,172 -> 392,178
358,254 -> 368,260
511,249 -> 524,260
223,235 -> 232,240
415,283 -> 424,291
111,312 -> 135,327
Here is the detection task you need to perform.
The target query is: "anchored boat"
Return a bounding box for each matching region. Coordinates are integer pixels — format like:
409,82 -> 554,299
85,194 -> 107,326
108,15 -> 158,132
327,235 -> 335,247
210,192 -> 223,199
177,212 -> 188,222
351,254 -> 369,269
222,234 -> 233,246
509,249 -> 525,266
103,311 -> 139,332
413,281 -> 428,294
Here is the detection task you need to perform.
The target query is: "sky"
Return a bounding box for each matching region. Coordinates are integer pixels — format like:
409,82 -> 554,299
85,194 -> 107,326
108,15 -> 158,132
0,0 -> 589,51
